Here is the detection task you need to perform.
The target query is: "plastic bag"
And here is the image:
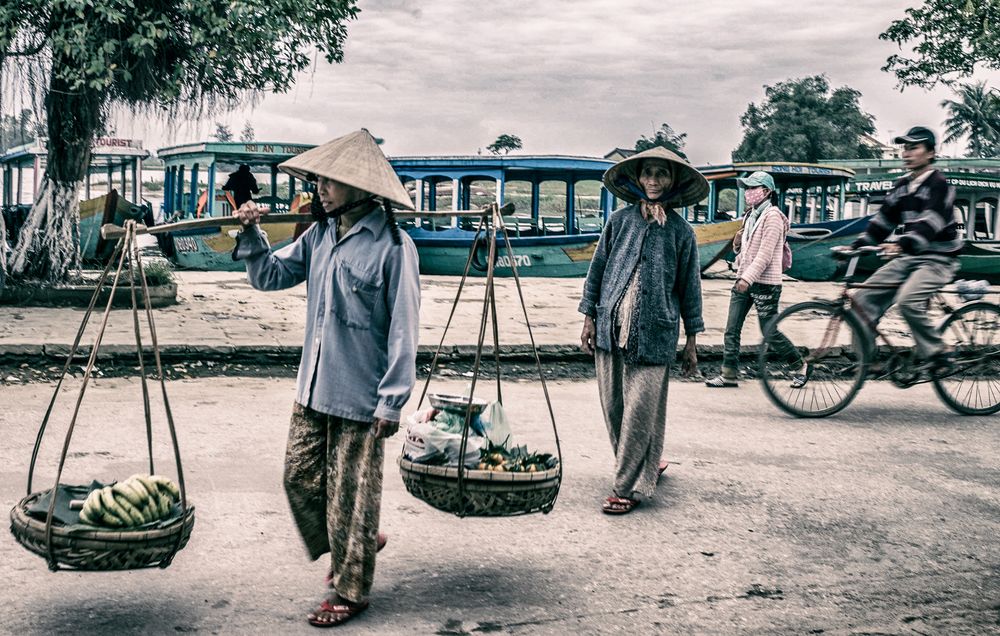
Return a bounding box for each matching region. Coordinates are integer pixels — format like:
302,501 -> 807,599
402,411 -> 485,467
956,279 -> 989,302
481,401 -> 514,448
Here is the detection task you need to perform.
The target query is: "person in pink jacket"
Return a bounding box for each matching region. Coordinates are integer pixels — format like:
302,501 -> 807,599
706,171 -> 804,388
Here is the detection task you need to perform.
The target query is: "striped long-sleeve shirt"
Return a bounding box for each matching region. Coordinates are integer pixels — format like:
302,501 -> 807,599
734,205 -> 788,286
852,169 -> 962,255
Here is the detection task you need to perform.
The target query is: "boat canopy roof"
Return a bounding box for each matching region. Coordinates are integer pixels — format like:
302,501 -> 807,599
389,155 -> 614,181
0,137 -> 149,172
699,161 -> 855,185
157,141 -> 316,168
825,157 -> 1000,174
849,170 -> 1000,194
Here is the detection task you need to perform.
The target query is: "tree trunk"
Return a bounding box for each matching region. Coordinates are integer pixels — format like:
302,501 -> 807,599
9,72 -> 105,283
0,210 -> 7,292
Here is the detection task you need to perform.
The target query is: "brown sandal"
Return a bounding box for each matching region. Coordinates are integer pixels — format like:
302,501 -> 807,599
602,496 -> 640,515
307,599 -> 369,627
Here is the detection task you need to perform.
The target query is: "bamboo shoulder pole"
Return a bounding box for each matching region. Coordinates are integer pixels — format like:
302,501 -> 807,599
100,203 -> 515,239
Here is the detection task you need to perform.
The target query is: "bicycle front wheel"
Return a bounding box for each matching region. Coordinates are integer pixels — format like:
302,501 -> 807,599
759,301 -> 868,418
933,302 -> 1000,415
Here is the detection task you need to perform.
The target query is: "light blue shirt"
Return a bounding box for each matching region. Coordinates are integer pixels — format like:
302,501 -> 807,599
234,209 -> 420,422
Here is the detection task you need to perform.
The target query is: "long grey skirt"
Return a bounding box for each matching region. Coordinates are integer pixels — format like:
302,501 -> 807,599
595,348 -> 670,500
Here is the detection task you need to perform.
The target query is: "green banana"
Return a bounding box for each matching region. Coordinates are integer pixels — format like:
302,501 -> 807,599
82,490 -> 103,520
156,490 -> 171,517
112,490 -> 147,526
125,477 -> 152,501
112,481 -> 144,509
79,507 -> 95,525
99,487 -> 128,526
134,475 -> 162,503
100,510 -> 124,527
150,475 -> 181,502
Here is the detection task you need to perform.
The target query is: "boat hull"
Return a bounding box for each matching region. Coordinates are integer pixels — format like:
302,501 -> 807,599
784,216 -> 872,282
79,193 -> 141,260
412,218 -> 741,277
412,230 -> 599,278
169,222 -> 298,271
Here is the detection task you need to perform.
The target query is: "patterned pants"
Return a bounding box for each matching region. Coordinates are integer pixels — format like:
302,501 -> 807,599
284,403 -> 384,603
595,348 -> 670,500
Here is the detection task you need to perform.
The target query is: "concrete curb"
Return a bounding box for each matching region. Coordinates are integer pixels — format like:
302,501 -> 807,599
0,342 -> 733,365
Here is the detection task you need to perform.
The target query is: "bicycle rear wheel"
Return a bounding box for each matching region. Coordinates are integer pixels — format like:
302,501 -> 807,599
933,302 -> 1000,415
759,301 -> 868,418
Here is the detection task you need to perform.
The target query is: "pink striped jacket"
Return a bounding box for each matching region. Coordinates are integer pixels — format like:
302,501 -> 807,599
733,206 -> 789,286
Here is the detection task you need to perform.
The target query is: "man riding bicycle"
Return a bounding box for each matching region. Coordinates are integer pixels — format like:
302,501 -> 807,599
846,126 -> 962,376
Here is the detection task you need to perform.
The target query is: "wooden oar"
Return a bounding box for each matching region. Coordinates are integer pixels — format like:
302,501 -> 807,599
100,203 -> 515,239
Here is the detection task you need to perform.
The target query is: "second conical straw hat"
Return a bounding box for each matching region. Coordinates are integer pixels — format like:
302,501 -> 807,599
279,130 -> 414,210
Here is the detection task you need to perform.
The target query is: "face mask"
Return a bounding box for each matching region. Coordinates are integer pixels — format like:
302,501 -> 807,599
744,188 -> 769,207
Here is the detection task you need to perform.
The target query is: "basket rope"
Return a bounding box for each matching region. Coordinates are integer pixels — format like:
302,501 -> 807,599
21,221 -> 189,570
411,203 -> 563,517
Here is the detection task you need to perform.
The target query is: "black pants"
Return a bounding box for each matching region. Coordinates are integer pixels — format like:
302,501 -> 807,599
721,283 -> 798,376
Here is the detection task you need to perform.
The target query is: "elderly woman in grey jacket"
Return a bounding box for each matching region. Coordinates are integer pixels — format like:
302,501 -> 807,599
579,147 -> 708,514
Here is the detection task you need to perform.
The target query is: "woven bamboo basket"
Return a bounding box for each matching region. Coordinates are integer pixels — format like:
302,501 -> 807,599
398,457 -> 560,517
10,492 -> 195,571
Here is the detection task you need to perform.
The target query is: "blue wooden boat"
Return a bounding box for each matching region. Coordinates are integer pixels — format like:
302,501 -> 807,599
156,141 -> 316,271
0,137 -> 150,260
698,162 -> 862,280
839,166 -> 1000,282
392,155 -> 612,277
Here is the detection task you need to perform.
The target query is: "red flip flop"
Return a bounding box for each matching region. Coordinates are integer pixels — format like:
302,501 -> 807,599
657,460 -> 669,480
307,599 -> 369,627
602,496 -> 640,514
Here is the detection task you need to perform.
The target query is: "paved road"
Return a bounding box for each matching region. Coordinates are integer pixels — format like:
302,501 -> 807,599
2,377 -> 997,634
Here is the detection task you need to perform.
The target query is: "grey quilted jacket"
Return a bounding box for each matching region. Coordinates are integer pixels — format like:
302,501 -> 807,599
578,203 -> 704,365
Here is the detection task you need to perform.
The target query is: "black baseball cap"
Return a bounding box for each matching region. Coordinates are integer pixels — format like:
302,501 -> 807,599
893,126 -> 936,148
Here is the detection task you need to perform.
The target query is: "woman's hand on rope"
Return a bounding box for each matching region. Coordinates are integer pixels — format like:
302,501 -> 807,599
681,335 -> 699,378
372,418 -> 399,439
580,315 -> 596,356
234,201 -> 262,227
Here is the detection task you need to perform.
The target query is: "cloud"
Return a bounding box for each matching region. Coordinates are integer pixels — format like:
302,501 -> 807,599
113,0 -> 1000,163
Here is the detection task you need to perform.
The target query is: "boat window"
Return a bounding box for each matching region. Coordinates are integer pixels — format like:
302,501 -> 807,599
537,180 -> 567,237
575,180 -> 603,234
453,178 -> 495,231
504,180 -> 533,223
715,187 -> 737,222
973,199 -> 997,239
466,178 -> 496,209
399,178 -> 418,229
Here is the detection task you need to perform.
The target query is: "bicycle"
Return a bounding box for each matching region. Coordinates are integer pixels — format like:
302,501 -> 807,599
758,246 -> 1000,418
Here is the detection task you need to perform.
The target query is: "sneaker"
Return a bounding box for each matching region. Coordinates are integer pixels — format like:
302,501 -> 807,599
789,362 -> 810,389
705,375 -> 739,388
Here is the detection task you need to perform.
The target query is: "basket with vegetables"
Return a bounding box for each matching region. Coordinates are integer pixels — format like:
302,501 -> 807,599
398,449 -> 560,517
399,399 -> 561,516
400,204 -> 563,517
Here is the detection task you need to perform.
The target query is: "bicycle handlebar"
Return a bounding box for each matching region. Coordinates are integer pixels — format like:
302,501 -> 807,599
830,245 -> 884,260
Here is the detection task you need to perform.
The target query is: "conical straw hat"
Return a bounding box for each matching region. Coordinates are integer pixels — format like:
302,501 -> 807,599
279,130 -> 414,210
603,146 -> 709,208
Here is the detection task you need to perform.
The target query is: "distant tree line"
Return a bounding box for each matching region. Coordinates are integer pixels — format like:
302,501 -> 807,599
0,109 -> 44,153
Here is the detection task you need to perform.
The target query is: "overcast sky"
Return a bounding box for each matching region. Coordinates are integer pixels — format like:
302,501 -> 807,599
114,0 -> 999,165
